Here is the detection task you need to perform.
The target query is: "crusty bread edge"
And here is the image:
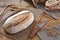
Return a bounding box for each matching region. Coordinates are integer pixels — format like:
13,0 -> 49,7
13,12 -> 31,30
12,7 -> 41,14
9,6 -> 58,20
3,10 -> 34,34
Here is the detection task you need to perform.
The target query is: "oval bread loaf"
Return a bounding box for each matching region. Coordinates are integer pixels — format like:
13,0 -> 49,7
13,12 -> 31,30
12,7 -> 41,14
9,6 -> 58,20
3,10 -> 34,34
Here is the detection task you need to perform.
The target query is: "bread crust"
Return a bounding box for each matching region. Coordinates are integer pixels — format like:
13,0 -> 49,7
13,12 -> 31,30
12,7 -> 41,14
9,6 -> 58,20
3,10 -> 34,34
45,0 -> 60,10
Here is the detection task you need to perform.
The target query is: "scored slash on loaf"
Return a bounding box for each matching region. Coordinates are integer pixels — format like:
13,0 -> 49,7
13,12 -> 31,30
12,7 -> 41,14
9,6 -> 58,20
3,10 -> 34,34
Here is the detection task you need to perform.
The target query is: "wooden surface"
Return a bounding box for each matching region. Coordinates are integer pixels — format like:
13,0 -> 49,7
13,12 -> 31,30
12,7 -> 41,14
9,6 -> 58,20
1,7 -> 60,40
0,1 -> 60,40
29,35 -> 40,40
0,5 -> 60,40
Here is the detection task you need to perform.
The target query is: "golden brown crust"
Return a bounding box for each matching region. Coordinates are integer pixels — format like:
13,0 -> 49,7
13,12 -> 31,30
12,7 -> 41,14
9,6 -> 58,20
5,12 -> 32,30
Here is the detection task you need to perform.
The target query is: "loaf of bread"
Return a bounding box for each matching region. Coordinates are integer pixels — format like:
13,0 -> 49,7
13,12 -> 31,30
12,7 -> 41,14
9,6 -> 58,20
45,0 -> 60,10
3,10 -> 34,34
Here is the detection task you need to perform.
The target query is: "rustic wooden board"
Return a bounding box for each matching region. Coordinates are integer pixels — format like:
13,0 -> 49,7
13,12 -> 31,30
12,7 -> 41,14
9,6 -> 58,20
0,0 -> 60,40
